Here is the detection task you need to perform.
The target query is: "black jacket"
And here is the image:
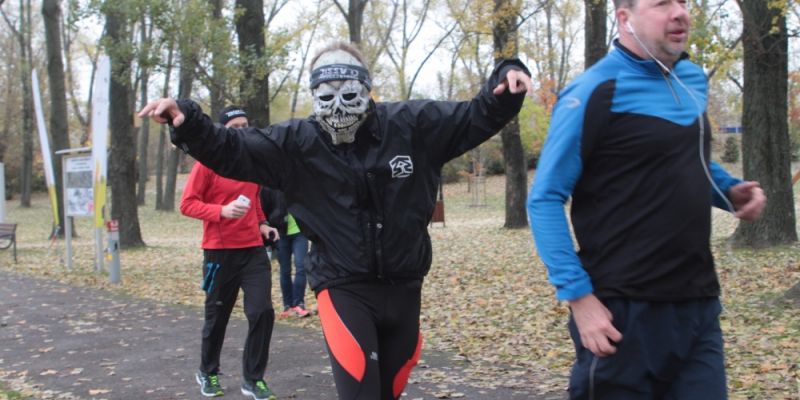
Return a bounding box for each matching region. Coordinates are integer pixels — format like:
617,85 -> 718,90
171,59 -> 529,291
259,187 -> 288,233
259,187 -> 287,247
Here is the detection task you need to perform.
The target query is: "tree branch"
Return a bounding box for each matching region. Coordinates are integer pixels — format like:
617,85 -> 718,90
727,71 -> 743,92
707,33 -> 742,80
332,0 -> 347,19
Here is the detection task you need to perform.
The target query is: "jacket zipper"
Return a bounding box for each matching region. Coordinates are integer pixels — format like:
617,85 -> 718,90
365,171 -> 385,279
661,70 -> 680,104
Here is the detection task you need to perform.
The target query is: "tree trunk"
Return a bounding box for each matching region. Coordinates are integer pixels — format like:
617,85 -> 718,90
18,0 -> 33,207
136,68 -> 150,206
331,0 -> 367,46
493,0 -> 528,229
208,0 -> 225,118
136,15 -> 150,206
235,0 -> 270,127
104,2 -> 145,247
155,40 -> 174,211
42,0 -> 71,236
584,0 -> 607,69
733,0 -> 797,247
162,48 -> 194,212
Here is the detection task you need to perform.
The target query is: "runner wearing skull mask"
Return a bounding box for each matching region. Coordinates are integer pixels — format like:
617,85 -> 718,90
140,41 -> 533,400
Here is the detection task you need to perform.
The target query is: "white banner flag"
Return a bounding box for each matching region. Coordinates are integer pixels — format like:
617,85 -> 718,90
31,70 -> 60,228
91,56 -> 111,229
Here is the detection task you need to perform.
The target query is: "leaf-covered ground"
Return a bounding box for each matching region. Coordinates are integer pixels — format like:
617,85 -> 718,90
1,172 -> 798,399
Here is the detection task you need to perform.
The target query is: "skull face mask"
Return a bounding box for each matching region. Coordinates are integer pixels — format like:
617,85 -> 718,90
309,48 -> 372,145
312,79 -> 370,145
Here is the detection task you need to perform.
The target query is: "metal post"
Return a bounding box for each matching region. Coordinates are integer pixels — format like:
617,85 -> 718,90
62,156 -> 73,270
0,163 -> 5,223
106,219 -> 120,283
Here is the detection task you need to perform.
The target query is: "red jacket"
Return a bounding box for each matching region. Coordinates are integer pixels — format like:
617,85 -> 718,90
180,162 -> 266,249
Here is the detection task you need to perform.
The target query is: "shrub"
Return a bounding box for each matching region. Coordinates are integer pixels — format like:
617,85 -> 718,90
721,135 -> 740,163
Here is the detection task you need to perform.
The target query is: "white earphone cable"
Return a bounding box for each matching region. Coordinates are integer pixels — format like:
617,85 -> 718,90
628,25 -> 736,214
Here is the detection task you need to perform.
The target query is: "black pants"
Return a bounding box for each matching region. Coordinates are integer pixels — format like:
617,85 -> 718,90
200,246 -> 274,381
316,280 -> 423,400
568,298 -> 726,400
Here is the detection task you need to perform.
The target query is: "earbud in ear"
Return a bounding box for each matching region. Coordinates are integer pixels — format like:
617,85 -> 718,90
625,20 -> 635,34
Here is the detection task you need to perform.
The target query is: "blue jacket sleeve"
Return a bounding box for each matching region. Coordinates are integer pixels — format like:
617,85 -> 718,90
527,85 -> 594,301
709,161 -> 742,212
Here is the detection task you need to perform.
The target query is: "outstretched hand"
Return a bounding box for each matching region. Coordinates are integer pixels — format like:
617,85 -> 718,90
493,69 -> 534,97
729,181 -> 766,221
138,98 -> 185,127
569,294 -> 623,357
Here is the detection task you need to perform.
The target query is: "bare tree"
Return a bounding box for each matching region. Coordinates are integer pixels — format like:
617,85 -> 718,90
208,0 -> 226,118
333,0 -> 369,45
162,40 -> 195,212
155,39 -> 175,211
136,13 -> 154,205
1,0 -> 34,206
383,0 -> 457,100
290,0 -> 328,118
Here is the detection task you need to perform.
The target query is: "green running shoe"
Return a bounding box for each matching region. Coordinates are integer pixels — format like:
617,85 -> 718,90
241,379 -> 278,400
195,371 -> 224,397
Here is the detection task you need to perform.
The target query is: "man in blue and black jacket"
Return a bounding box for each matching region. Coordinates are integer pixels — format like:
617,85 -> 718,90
528,0 -> 766,399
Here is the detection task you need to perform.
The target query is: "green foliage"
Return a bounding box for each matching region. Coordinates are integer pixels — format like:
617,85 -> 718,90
721,135 -> 740,163
687,0 -> 741,80
790,125 -> 800,162
518,98 -> 550,169
442,156 -> 469,183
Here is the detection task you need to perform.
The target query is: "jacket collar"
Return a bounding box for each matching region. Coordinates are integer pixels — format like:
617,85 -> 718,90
612,39 -> 690,75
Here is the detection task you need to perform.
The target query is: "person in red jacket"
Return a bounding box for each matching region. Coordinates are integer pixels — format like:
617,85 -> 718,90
180,106 -> 280,400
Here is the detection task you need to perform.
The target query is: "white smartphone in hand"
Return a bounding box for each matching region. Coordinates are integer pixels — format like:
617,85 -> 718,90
236,194 -> 250,206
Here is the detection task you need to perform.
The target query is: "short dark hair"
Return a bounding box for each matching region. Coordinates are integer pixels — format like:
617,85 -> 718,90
613,0 -> 636,9
309,42 -> 368,73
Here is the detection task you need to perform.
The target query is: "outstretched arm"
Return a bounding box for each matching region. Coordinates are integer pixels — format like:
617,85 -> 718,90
140,98 -> 288,190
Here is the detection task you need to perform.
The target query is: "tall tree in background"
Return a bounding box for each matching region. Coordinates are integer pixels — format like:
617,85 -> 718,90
103,0 -> 144,247
1,0 -> 34,206
235,0 -> 270,127
155,39 -> 174,211
289,0 -> 326,118
42,0 -> 71,236
493,0 -> 527,229
135,12 -> 154,205
162,36 -> 195,212
734,0 -> 796,247
333,0 -> 368,46
584,0 -> 606,68
384,0 -> 457,100
207,0 -> 226,118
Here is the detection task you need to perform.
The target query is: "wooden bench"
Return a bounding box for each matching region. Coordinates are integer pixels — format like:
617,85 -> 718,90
0,223 -> 17,263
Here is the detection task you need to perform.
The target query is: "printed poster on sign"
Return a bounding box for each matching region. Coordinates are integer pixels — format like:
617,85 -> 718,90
65,155 -> 94,217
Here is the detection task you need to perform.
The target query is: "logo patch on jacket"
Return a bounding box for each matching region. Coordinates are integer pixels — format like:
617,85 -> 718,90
389,155 -> 413,178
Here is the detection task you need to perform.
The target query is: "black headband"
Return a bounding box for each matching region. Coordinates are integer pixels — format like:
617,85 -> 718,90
310,64 -> 372,90
218,107 -> 247,126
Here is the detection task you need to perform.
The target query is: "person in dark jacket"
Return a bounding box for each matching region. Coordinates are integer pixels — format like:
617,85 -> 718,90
527,1 -> 766,398
140,41 -> 533,400
259,187 -> 311,318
